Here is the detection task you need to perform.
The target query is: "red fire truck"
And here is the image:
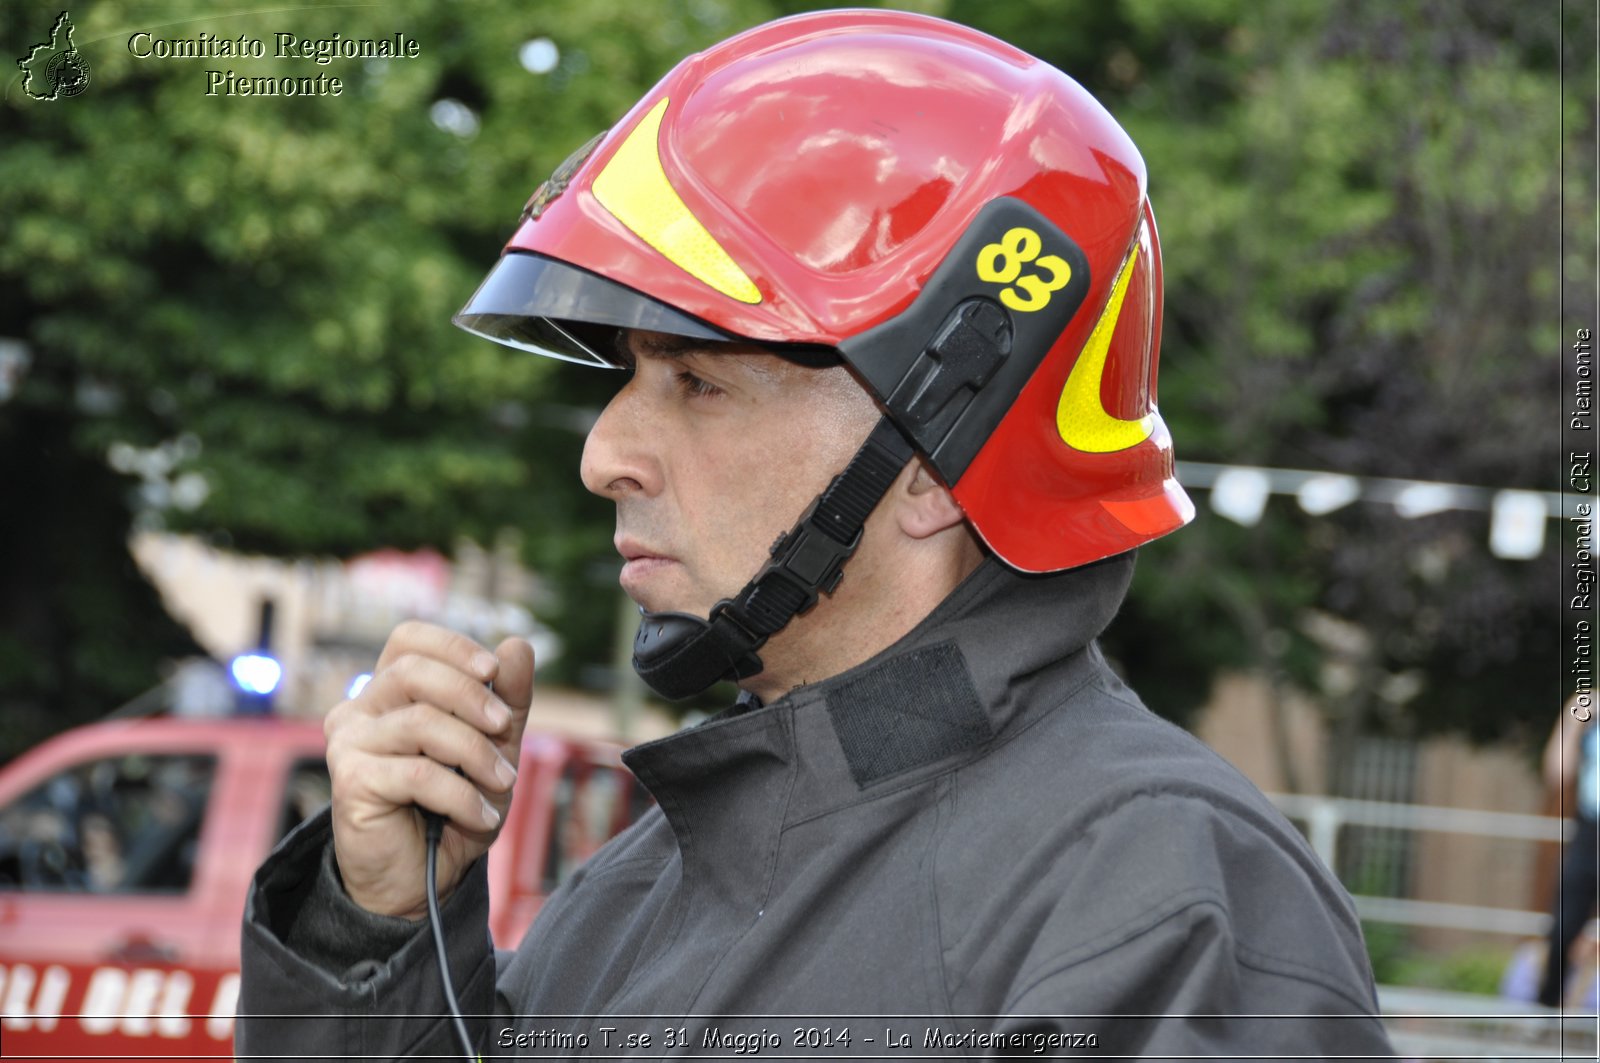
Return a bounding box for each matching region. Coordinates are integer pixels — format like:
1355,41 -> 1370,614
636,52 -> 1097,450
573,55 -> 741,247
0,715 -> 646,1059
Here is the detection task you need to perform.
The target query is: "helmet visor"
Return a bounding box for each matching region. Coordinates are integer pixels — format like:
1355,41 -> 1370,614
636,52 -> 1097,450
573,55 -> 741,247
452,252 -> 736,367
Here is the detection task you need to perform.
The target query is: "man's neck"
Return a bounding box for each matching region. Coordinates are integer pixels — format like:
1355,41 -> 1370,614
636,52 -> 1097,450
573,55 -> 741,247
741,526 -> 985,703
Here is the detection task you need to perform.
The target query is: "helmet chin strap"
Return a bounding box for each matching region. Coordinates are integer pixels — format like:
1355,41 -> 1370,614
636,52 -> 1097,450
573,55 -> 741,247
632,416 -> 916,700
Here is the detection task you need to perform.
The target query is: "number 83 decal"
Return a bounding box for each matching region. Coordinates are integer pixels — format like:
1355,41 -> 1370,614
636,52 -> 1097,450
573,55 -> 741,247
975,226 -> 1072,312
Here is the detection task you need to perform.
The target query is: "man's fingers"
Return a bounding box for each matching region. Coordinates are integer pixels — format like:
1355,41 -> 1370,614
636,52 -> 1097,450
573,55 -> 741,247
359,654 -> 516,736
350,751 -> 504,833
374,619 -> 498,684
361,704 -> 519,795
490,637 -> 537,753
491,636 -> 536,708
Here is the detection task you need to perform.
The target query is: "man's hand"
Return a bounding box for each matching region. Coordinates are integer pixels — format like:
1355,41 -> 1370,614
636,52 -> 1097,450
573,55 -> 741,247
324,621 -> 535,919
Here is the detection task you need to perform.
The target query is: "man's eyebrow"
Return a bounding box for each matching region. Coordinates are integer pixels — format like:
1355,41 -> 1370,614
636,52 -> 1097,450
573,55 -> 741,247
617,331 -> 700,363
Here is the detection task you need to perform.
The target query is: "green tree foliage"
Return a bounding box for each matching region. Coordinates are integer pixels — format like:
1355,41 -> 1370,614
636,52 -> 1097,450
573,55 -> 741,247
0,0 -> 774,755
1,1 -> 1591,767
948,0 -> 1595,766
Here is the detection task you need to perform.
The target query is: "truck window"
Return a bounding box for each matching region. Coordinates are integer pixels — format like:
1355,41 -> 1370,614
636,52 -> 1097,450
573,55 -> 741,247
0,754 -> 215,894
276,757 -> 332,842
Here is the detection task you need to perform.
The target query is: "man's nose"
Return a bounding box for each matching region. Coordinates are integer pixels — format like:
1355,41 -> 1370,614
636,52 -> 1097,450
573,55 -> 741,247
580,381 -> 660,499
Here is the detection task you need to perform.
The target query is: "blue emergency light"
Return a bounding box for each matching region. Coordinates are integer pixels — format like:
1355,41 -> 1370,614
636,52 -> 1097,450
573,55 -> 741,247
230,653 -> 282,696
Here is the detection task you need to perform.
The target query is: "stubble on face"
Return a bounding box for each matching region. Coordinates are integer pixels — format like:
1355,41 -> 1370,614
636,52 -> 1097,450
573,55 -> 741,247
594,330 -> 881,624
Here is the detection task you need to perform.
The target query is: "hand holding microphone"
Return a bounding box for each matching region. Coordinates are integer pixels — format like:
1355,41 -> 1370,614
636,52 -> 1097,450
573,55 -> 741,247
323,620 -> 535,919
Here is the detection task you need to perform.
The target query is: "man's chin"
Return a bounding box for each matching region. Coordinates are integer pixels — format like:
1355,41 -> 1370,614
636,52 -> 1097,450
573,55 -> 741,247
618,559 -> 738,620
620,558 -> 679,609
630,599 -> 720,622
620,580 -> 696,619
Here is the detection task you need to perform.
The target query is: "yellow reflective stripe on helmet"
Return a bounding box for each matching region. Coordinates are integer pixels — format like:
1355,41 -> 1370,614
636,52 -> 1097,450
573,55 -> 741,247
592,98 -> 762,305
1055,249 -> 1153,453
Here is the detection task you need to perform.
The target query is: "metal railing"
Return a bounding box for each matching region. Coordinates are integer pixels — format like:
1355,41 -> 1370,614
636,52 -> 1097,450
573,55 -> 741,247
1379,985 -> 1597,1062
1267,792 -> 1578,937
1263,795 -> 1600,1059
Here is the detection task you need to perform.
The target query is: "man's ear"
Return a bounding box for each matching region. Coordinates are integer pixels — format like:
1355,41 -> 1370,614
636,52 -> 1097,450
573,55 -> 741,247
896,458 -> 967,540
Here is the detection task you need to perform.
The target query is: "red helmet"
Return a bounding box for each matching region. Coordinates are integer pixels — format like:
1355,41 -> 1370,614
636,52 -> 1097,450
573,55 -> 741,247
458,9 -> 1191,573
457,10 -> 1193,695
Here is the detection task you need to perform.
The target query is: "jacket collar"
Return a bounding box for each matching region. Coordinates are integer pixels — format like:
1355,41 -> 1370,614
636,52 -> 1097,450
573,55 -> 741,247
620,553 -> 1134,900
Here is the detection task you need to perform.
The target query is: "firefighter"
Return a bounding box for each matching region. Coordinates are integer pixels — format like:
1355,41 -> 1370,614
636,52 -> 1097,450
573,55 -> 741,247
238,10 -> 1394,1057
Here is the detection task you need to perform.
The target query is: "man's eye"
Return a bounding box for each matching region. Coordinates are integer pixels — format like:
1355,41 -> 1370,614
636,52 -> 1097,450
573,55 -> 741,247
674,370 -> 723,398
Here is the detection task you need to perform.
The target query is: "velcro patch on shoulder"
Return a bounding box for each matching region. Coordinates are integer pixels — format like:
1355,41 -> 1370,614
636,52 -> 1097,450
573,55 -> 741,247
825,641 -> 992,787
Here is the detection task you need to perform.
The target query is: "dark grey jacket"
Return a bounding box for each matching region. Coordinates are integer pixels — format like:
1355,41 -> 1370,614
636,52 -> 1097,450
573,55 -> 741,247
237,555 -> 1395,1059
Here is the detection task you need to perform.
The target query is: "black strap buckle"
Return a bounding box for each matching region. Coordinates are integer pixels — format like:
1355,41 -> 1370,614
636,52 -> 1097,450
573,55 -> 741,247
718,499 -> 861,642
766,499 -> 861,601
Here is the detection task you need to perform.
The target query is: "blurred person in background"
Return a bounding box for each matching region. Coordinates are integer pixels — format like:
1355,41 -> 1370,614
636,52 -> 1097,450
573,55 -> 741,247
236,10 -> 1394,1058
78,811 -> 124,892
1538,692 -> 1599,1008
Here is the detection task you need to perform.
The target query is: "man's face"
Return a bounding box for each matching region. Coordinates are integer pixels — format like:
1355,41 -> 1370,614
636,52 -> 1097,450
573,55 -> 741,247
581,330 -> 880,621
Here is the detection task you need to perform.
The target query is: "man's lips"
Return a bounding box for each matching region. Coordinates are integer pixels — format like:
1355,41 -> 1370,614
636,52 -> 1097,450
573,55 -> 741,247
616,537 -> 675,563
616,538 -> 678,596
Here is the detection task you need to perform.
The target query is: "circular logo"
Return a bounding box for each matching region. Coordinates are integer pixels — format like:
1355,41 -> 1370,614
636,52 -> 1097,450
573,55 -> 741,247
47,49 -> 91,98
